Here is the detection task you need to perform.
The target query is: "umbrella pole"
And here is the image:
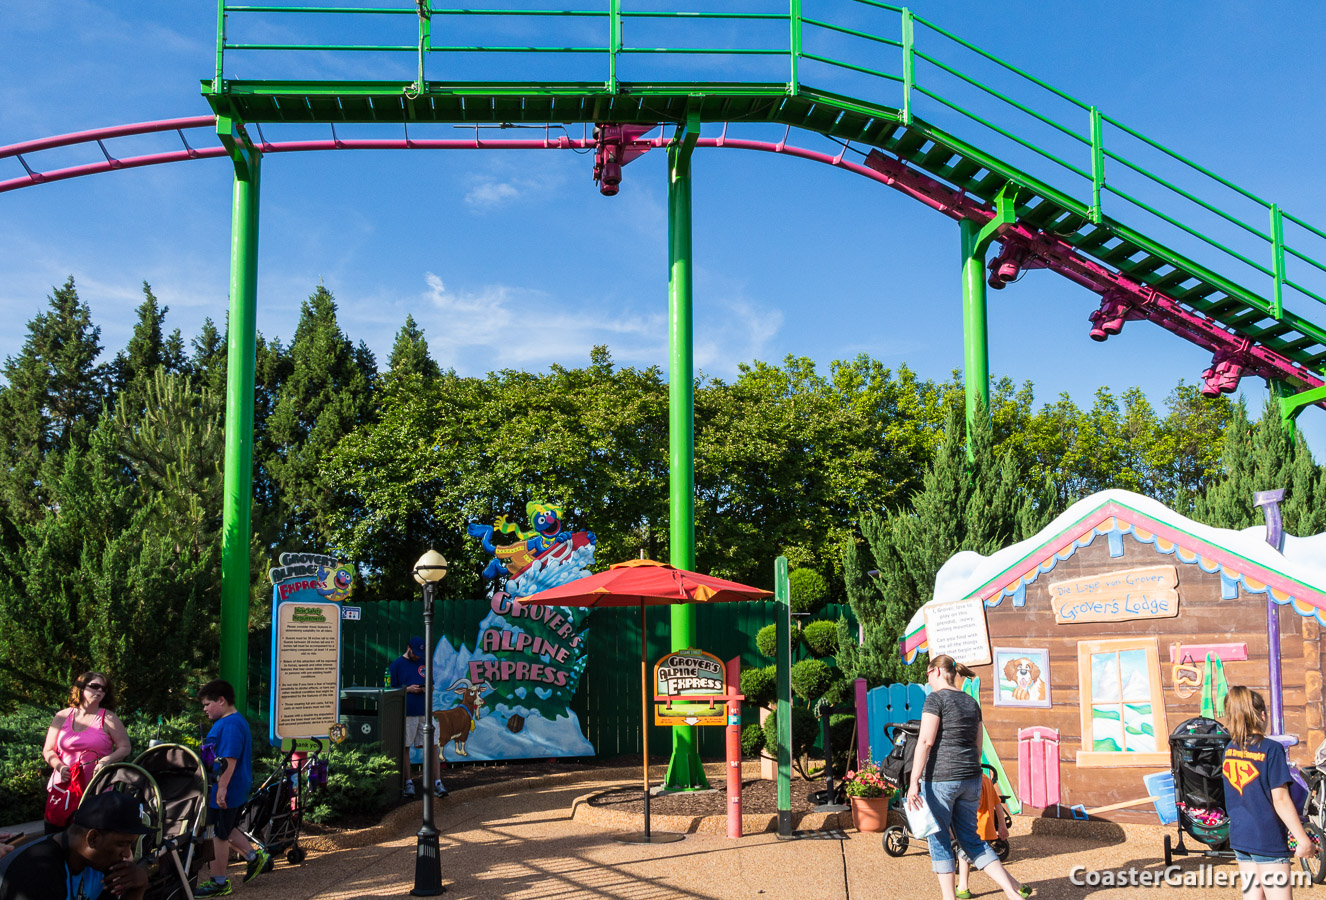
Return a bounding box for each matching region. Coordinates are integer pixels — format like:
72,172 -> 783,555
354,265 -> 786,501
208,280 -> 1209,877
641,598 -> 651,839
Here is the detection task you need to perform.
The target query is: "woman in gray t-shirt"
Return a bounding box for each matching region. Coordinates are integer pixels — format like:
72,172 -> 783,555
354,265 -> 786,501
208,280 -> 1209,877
907,654 -> 1031,900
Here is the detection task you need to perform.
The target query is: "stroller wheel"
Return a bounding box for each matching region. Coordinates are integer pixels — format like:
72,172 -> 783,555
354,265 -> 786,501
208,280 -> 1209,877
287,847 -> 306,865
1163,834 -> 1173,868
882,826 -> 909,857
991,838 -> 1010,862
1303,822 -> 1326,884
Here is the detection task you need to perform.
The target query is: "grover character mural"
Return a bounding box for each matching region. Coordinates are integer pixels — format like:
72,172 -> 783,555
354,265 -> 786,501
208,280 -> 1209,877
423,502 -> 597,762
467,502 -> 596,586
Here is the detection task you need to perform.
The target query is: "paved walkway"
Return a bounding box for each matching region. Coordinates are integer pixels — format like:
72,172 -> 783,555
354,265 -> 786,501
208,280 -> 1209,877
224,770 -> 1307,900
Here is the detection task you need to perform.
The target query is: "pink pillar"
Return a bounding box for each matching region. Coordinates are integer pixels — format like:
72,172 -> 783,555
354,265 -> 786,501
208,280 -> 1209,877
726,657 -> 743,838
854,678 -> 869,765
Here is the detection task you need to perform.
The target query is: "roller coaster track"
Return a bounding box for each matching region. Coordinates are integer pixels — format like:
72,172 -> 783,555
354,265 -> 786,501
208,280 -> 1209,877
4,2 -> 1325,415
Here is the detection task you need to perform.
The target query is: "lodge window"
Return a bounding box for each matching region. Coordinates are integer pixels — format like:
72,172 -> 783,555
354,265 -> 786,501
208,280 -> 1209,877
1075,637 -> 1170,767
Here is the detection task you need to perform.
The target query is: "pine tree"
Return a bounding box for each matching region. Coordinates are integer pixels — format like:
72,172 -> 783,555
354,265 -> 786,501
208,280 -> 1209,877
113,282 -> 169,392
386,314 -> 442,384
0,277 -> 106,526
265,285 -> 377,548
838,401 -> 1056,686
1194,399 -> 1325,536
190,317 -> 227,392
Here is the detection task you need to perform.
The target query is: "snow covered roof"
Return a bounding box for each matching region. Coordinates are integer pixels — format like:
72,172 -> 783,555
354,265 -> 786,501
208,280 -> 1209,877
900,489 -> 1326,663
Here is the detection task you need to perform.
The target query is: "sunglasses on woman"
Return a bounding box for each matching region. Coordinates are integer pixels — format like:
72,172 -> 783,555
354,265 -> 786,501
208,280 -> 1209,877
82,683 -> 106,692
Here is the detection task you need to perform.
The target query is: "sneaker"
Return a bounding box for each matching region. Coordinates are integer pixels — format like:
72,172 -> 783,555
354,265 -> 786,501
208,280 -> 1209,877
1018,886 -> 1034,898
195,880 -> 232,897
956,891 -> 973,899
433,780 -> 448,799
403,779 -> 417,799
243,846 -> 271,884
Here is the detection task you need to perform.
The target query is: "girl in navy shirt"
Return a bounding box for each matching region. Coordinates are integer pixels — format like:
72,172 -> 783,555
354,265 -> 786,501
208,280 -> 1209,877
1222,685 -> 1315,899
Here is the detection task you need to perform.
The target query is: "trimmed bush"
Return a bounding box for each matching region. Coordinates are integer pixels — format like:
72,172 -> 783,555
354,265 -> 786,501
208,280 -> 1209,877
740,666 -> 776,709
788,568 -> 829,617
756,623 -> 800,658
790,658 -> 834,702
761,706 -> 819,758
741,723 -> 766,757
820,673 -> 853,708
802,620 -> 839,657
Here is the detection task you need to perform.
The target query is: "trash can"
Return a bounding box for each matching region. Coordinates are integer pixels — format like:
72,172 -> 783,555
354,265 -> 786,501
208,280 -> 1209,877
339,686 -> 406,795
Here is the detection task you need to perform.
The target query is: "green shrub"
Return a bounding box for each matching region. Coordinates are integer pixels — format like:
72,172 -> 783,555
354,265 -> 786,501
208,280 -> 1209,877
756,623 -> 800,658
802,620 -> 839,657
820,673 -> 853,708
760,706 -> 819,758
788,569 -> 829,617
790,659 -> 834,702
740,666 -> 776,708
741,723 -> 765,758
303,743 -> 399,824
829,713 -> 857,771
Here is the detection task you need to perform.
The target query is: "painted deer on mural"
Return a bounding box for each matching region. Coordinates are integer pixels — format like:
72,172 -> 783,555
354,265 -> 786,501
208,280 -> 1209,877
432,679 -> 492,757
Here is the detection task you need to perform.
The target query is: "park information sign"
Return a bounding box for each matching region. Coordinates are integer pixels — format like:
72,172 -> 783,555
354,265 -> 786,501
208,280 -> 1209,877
268,552 -> 354,746
653,649 -> 728,726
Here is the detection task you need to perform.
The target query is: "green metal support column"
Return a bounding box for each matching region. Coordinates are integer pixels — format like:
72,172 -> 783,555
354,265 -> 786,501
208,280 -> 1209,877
218,115 -> 261,712
664,115 -> 707,792
960,218 -> 990,445
774,557 -> 793,838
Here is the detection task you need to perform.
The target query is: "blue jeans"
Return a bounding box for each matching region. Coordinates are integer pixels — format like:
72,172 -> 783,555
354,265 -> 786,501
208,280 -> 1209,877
922,776 -> 999,874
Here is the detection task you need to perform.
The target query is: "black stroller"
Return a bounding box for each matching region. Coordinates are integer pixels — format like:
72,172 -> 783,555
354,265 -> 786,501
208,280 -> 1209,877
238,745 -> 326,867
878,720 -> 1010,861
1163,716 -> 1233,867
82,743 -> 210,900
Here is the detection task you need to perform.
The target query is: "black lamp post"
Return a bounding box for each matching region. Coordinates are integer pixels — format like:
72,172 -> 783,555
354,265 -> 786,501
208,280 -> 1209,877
411,549 -> 448,897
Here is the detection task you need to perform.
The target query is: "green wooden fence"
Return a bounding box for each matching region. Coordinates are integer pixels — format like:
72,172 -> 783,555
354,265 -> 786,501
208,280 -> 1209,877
248,598 -> 855,759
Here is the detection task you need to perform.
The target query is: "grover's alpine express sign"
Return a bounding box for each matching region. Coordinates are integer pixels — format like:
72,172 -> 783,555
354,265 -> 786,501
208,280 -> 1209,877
268,552 -> 354,746
654,649 -> 728,726
417,502 -> 596,762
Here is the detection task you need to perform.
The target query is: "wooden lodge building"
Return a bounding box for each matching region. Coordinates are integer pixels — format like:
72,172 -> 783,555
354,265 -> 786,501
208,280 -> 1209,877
901,490 -> 1326,823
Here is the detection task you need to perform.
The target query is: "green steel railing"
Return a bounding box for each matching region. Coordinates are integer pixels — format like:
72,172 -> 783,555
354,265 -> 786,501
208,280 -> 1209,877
212,2 -> 1326,341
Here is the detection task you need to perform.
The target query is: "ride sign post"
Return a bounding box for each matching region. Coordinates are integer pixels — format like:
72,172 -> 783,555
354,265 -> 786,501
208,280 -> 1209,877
651,650 -> 746,838
268,553 -> 355,752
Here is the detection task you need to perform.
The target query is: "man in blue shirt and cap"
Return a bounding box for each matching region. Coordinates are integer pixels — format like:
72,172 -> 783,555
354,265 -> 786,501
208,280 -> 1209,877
389,636 -> 447,799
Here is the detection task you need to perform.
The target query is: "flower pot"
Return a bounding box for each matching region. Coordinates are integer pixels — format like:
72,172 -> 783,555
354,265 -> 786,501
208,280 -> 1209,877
849,795 -> 891,832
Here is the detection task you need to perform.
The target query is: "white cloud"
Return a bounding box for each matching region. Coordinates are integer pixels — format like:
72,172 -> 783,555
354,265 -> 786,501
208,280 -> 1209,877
409,271 -> 784,379
464,180 -> 523,209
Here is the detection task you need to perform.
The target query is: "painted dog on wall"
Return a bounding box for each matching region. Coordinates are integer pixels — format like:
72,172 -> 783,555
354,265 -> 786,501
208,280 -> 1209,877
1003,657 -> 1047,701
432,679 -> 492,757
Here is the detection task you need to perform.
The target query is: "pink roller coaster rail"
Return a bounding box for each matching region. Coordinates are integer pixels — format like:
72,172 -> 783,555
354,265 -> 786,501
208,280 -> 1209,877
3,116 -> 1322,409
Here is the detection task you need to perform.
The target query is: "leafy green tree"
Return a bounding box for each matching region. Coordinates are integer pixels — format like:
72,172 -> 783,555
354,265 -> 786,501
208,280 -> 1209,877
1194,400 -> 1325,536
839,401 -> 1055,686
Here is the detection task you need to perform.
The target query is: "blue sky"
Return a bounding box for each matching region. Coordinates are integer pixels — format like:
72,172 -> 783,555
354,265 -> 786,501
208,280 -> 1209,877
2,1 -> 1325,459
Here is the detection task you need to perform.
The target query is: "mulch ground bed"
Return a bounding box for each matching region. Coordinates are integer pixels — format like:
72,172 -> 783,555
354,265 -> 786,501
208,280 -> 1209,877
587,774 -> 820,818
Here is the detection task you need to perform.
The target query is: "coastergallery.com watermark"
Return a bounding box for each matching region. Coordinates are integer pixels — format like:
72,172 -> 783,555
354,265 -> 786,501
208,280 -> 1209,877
1069,865 -> 1314,889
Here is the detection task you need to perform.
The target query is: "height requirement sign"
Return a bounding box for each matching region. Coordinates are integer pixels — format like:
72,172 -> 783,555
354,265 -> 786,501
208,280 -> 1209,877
268,552 -> 354,747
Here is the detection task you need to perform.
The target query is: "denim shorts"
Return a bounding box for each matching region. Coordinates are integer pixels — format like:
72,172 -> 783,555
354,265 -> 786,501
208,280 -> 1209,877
1233,850 -> 1292,865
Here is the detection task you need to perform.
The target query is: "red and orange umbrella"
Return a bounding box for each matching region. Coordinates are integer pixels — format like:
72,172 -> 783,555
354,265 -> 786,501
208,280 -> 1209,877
521,558 -> 772,842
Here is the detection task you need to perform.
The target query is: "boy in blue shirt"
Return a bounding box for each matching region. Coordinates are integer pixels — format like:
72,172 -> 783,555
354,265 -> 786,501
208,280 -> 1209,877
197,680 -> 268,897
389,637 -> 447,799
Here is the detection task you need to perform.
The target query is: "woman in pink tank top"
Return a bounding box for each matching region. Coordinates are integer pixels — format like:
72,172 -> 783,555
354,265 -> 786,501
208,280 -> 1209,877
41,670 -> 131,831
